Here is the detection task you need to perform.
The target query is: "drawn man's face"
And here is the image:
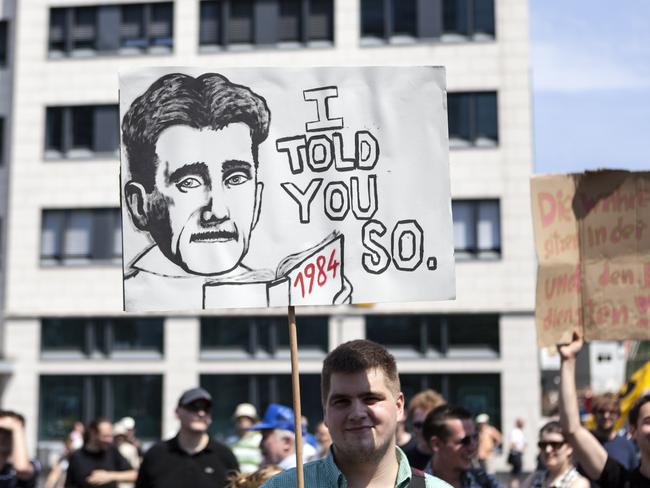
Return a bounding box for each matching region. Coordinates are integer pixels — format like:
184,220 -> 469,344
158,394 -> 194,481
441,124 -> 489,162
143,123 -> 262,275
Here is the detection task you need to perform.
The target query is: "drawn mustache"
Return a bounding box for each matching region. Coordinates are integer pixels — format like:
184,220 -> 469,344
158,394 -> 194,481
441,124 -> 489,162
190,229 -> 239,242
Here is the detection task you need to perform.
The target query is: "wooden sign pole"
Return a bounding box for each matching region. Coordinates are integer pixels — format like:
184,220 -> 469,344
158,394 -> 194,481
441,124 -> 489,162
288,305 -> 305,488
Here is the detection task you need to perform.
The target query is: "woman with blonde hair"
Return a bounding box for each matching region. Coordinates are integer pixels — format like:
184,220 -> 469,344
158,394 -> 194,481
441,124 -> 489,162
227,464 -> 283,488
523,421 -> 589,488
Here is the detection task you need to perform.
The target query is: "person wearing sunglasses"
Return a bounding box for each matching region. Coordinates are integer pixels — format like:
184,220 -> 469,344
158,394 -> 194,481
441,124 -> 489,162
522,421 -> 588,488
135,387 -> 239,488
423,404 -> 501,487
558,333 -> 650,487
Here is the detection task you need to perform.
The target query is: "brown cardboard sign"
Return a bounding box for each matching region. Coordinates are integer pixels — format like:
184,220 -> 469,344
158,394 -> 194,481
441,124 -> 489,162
531,170 -> 650,346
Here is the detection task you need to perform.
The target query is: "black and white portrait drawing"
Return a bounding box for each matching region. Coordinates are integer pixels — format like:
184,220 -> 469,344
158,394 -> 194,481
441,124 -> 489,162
120,67 -> 455,312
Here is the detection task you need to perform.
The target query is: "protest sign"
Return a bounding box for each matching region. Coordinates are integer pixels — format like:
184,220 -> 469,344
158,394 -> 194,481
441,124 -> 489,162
120,67 -> 455,312
531,170 -> 650,346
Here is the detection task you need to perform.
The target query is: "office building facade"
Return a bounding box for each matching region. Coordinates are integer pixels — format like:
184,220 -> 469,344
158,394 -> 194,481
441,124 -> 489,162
2,0 -> 538,471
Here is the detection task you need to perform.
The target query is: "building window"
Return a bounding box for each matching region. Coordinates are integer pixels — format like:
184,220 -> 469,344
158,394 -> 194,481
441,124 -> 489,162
39,375 -> 162,441
0,118 -> 4,165
48,3 -> 173,57
199,0 -> 333,50
45,105 -> 119,159
40,209 -> 122,265
366,314 -> 499,358
360,0 -> 495,44
41,318 -> 163,359
0,21 -> 8,66
443,0 -> 495,41
447,92 -> 498,148
452,199 -> 501,259
401,373 -> 501,429
201,374 -> 321,438
201,316 -> 328,359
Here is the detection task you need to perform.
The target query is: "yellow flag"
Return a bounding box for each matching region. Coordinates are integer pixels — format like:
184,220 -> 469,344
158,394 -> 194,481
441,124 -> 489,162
614,360 -> 650,431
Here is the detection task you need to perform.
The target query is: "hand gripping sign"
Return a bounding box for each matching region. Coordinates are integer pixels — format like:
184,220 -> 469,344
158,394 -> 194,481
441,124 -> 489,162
120,67 -> 455,313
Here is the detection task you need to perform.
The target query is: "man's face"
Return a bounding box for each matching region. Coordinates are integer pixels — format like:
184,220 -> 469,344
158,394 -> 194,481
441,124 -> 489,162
538,431 -> 571,471
260,429 -> 290,465
235,416 -> 255,436
430,418 -> 478,473
176,400 -> 212,434
594,406 -> 619,432
148,123 -> 262,275
412,407 -> 432,453
92,421 -> 114,451
631,402 -> 650,456
324,368 -> 404,463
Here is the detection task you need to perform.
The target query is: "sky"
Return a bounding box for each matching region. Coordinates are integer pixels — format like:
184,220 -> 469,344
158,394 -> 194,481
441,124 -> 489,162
530,1 -> 650,174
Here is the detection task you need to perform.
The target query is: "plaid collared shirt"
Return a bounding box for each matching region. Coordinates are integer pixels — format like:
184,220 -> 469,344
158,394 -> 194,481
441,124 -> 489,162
262,447 -> 451,488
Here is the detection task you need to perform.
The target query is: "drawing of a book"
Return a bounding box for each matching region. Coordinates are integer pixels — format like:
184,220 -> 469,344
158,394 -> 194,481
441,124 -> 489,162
203,233 -> 345,309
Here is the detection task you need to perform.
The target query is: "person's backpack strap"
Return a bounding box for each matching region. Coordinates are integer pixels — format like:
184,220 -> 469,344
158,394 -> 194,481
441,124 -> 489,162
409,467 -> 426,488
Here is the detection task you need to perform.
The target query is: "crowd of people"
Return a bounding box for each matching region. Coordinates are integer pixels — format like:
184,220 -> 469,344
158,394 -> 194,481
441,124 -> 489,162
0,337 -> 648,487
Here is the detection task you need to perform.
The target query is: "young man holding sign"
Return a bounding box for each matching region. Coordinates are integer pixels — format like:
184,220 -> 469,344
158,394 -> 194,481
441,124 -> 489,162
262,340 -> 449,487
558,333 -> 650,486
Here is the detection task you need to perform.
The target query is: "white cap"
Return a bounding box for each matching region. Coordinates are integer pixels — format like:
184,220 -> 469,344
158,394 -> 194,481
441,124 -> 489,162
233,403 -> 258,420
476,413 -> 490,423
119,417 -> 136,430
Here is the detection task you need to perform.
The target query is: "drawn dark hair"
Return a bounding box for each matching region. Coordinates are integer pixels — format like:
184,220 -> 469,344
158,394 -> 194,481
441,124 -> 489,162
422,404 -> 472,443
122,72 -> 271,192
321,339 -> 400,402
629,393 -> 650,428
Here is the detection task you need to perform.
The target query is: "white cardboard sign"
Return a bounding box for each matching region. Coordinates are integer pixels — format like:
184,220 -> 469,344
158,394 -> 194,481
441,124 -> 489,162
120,67 -> 455,312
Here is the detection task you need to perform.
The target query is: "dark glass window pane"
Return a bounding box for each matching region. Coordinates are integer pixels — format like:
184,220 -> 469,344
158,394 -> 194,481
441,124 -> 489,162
149,3 -> 173,47
275,316 -> 328,351
39,376 -> 84,440
443,0 -> 468,35
202,375 -> 251,438
474,0 -> 495,36
477,200 -> 500,254
447,315 -> 499,354
366,315 -> 423,354
201,374 -> 322,439
45,108 -> 64,152
393,0 -> 416,36
63,210 -> 92,262
41,211 -> 64,262
200,1 -> 221,45
0,21 -> 7,65
400,374 -> 444,406
475,93 -> 498,142
452,200 -> 476,254
41,319 -> 86,352
448,374 -> 501,429
201,317 -> 251,352
71,107 -> 93,149
120,4 -> 146,49
361,0 -> 384,38
112,318 -> 163,352
228,0 -> 254,44
93,106 -> 119,153
447,93 -> 471,142
73,7 -> 97,50
112,375 -> 162,439
49,8 -> 68,52
308,0 -> 333,41
279,0 -> 301,42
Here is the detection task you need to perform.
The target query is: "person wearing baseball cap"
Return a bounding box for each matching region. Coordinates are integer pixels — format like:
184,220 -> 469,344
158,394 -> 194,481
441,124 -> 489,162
249,404 -> 316,470
135,387 -> 238,488
227,403 -> 262,474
